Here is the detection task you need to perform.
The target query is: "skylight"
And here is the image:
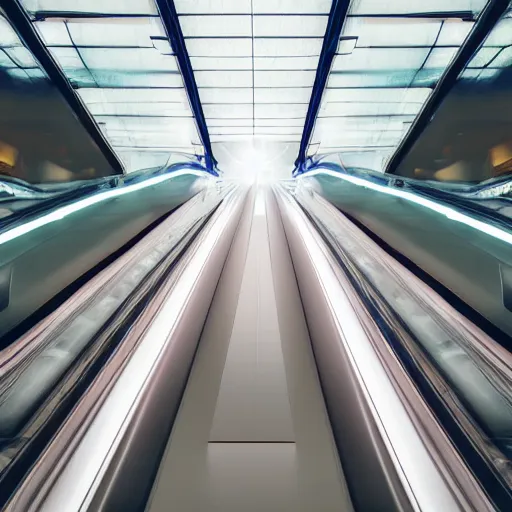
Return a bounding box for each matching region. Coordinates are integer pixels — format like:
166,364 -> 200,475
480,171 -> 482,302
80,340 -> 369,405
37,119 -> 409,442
20,0 -> 203,172
310,0 -> 489,169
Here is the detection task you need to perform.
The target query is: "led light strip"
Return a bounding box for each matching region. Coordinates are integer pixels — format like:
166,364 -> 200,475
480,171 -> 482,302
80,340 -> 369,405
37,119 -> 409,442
0,169 -> 209,246
301,169 -> 512,245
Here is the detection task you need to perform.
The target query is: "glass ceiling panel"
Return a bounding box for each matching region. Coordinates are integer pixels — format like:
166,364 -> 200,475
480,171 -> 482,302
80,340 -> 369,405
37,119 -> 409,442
317,131 -> 404,145
254,56 -> 319,71
349,0 -> 488,16
315,116 -> 414,131
332,48 -> 429,72
107,132 -> 196,146
489,46 -> 512,68
174,0 -> 251,14
85,102 -> 192,117
311,0 -> 489,166
22,0 -> 158,15
198,88 -> 253,103
253,16 -> 328,37
96,116 -> 198,132
78,88 -> 189,103
424,47 -> 459,69
255,104 -> 308,118
255,118 -> 306,127
254,70 -> 316,87
210,134 -> 254,142
254,87 -> 312,103
191,57 -> 253,71
65,19 -> 167,47
47,46 -> 82,69
186,38 -> 252,57
324,87 -> 431,103
76,71 -> 184,88
203,104 -> 253,118
116,151 -> 169,172
4,47 -> 38,67
179,15 -> 252,37
22,2 -> 204,168
437,21 -> 474,46
110,136 -> 202,152
0,16 -> 21,46
211,126 -> 254,135
207,118 -> 254,127
327,71 -> 418,88
342,18 -> 441,47
319,102 -> 424,117
212,134 -> 301,142
33,21 -> 72,46
255,126 -> 303,134
485,17 -> 512,46
0,50 -> 16,67
194,70 -> 253,87
253,38 -> 323,57
253,0 -> 331,14
79,48 -> 179,72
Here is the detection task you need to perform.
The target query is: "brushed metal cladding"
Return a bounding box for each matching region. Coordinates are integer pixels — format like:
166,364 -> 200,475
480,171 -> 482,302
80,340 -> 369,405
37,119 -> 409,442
148,185 -> 351,512
5,186 -> 248,512
265,189 -> 354,512
296,186 -> 512,496
273,186 -> 474,512
0,183 -> 229,447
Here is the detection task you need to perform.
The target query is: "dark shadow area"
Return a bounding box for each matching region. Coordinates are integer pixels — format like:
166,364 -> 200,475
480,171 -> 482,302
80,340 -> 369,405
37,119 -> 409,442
0,69 -> 115,183
395,6 -> 512,184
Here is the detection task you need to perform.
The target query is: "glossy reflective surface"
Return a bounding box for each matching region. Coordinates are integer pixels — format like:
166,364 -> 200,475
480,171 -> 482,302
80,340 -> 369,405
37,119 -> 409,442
295,184 -> 512,497
311,0 -> 489,166
19,0 -> 204,171
304,166 -> 512,339
0,9 -> 117,183
0,168 -> 209,340
396,3 -> 512,183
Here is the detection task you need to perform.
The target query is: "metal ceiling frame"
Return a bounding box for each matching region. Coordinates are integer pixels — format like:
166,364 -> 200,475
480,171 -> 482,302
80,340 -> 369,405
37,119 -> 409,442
294,0 -> 351,172
2,0 -> 126,175
156,0 -> 217,172
385,0 -> 511,174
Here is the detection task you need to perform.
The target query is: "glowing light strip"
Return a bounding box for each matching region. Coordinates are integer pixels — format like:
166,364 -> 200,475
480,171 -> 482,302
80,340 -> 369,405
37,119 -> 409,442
302,169 -> 512,245
0,169 -> 208,246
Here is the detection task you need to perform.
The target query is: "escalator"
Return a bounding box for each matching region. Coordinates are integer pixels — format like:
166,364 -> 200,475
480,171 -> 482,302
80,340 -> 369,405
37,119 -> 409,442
2,1 -> 512,509
2,182 -> 509,511
147,186 -> 353,512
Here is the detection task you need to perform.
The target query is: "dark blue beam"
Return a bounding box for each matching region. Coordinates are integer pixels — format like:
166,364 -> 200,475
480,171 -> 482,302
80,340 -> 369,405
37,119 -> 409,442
156,0 -> 217,172
2,0 -> 125,175
386,0 -> 510,174
295,0 -> 351,170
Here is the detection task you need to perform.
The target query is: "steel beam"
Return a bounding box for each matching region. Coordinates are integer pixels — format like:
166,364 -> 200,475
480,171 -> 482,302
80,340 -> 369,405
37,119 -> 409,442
156,0 -> 217,172
295,0 -> 351,171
